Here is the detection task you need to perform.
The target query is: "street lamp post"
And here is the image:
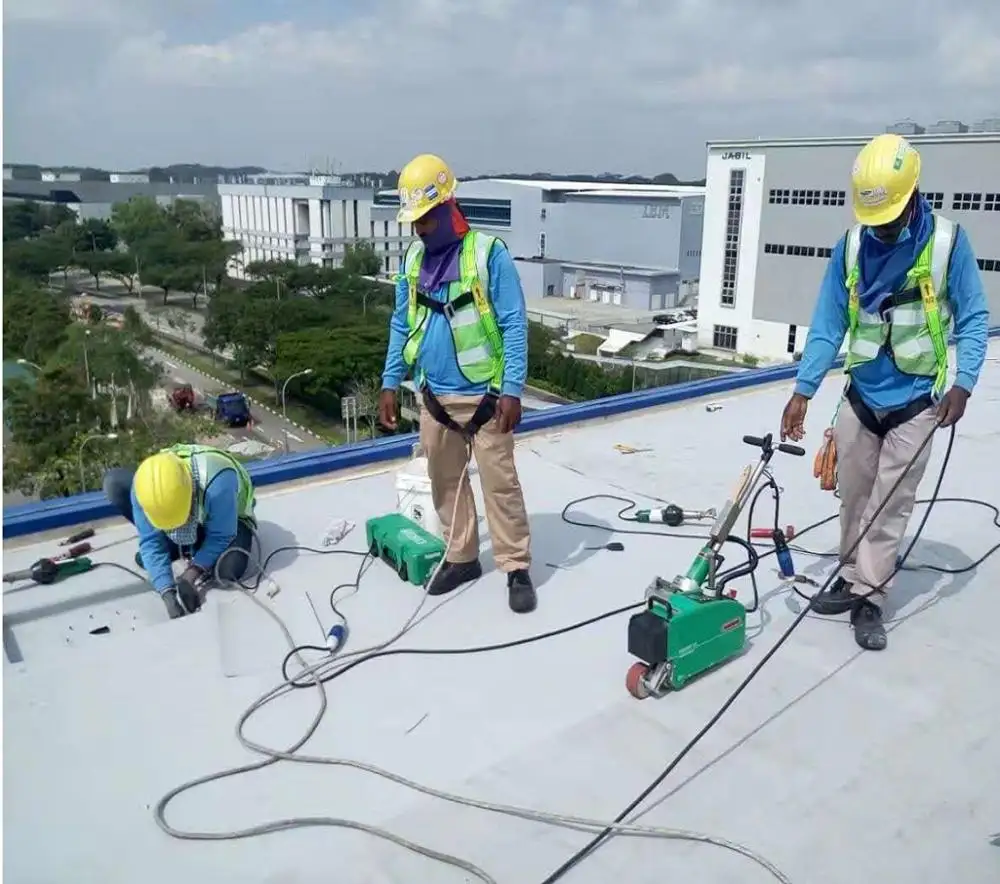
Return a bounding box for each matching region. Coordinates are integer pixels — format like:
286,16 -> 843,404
280,368 -> 313,452
83,329 -> 92,390
78,432 -> 118,493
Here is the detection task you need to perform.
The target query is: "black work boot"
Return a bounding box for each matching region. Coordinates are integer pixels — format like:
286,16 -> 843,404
810,576 -> 856,615
428,560 -> 482,596
850,597 -> 887,651
507,569 -> 537,614
161,589 -> 186,619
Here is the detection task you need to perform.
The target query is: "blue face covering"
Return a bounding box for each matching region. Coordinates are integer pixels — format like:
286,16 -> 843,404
856,194 -> 933,314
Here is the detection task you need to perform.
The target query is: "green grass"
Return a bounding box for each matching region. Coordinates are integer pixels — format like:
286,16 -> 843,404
154,338 -> 347,443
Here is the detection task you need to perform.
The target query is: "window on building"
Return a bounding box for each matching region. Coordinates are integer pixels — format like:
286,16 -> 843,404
539,232 -> 546,257
787,324 -> 797,354
546,284 -> 555,296
821,189 -> 847,206
713,324 -> 738,351
952,192 -> 982,211
984,193 -> 999,212
721,169 -> 744,307
768,189 -> 790,204
977,258 -> 998,272
764,242 -> 833,259
456,198 -> 512,227
923,191 -> 944,210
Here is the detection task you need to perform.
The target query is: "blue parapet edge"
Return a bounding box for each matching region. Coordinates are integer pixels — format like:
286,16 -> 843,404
6,326 -> 998,540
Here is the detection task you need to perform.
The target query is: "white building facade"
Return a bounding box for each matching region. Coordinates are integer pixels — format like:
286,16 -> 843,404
218,176 -> 414,279
376,178 -> 705,314
696,129 -> 1000,362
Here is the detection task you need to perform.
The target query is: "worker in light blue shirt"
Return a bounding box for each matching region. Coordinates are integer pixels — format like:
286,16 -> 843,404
378,153 -> 535,615
780,134 -> 989,652
103,445 -> 256,619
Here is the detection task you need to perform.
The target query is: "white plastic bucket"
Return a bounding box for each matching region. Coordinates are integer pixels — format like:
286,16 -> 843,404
395,457 -> 441,539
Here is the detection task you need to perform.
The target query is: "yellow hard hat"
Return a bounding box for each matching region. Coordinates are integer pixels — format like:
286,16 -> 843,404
396,154 -> 457,223
851,133 -> 921,227
134,451 -> 193,530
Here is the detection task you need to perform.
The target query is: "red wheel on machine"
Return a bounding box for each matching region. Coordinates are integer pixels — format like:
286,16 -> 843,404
625,662 -> 650,699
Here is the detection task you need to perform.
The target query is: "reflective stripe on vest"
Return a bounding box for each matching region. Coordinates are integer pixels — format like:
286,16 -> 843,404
401,231 -> 505,388
165,443 -> 256,522
842,214 -> 955,396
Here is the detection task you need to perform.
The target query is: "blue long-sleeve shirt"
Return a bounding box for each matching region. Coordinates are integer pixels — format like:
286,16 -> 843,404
794,224 -> 990,410
132,468 -> 240,593
381,238 -> 528,398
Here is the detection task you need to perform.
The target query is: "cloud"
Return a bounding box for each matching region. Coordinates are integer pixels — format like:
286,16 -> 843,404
4,0 -> 999,177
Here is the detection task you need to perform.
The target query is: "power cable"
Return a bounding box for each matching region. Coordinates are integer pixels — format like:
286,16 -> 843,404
535,420 -> 953,883
29,418 -> 994,882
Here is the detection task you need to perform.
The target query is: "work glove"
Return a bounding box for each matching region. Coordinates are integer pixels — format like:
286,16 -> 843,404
175,564 -> 205,614
378,388 -> 398,430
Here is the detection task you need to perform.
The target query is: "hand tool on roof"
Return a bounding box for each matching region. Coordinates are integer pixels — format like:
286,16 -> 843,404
625,432 -> 805,700
59,527 -> 95,546
634,504 -> 717,527
2,557 -> 95,586
750,524 -> 795,539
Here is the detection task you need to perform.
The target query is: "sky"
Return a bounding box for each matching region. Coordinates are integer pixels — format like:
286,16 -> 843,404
3,0 -> 999,180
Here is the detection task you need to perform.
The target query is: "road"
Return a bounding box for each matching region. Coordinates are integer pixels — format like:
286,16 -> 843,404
147,349 -> 325,454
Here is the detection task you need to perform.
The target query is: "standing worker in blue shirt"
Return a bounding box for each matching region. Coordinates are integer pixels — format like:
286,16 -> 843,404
378,153 -> 536,614
781,133 -> 989,651
103,444 -> 257,619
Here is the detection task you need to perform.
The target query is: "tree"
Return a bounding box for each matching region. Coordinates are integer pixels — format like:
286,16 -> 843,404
3,411 -> 220,499
343,241 -> 381,277
122,306 -> 153,344
3,366 -> 102,462
3,201 -> 76,242
349,376 -> 382,438
2,277 -> 72,364
273,324 -> 389,413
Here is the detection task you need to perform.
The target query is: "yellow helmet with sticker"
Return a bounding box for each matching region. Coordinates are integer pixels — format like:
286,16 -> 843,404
396,154 -> 457,223
851,133 -> 921,227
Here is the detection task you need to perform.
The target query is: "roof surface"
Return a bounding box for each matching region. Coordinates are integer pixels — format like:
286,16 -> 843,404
5,341 -> 1000,884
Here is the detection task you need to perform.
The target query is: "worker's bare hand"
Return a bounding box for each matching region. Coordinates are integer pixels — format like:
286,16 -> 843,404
495,395 -> 522,434
378,388 -> 398,430
780,393 -> 809,442
936,386 -> 970,428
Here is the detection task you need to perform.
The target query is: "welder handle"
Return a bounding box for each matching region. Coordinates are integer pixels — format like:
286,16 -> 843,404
777,443 -> 806,456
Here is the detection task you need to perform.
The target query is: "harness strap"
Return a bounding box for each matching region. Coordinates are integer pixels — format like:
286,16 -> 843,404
422,386 -> 499,439
845,384 -> 933,439
415,290 -> 476,317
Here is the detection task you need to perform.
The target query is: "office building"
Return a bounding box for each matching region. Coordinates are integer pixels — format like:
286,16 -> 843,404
696,125 -> 1000,361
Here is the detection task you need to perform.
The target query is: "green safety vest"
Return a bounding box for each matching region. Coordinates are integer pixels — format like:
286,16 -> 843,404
164,443 -> 256,523
400,231 -> 505,389
842,214 -> 955,397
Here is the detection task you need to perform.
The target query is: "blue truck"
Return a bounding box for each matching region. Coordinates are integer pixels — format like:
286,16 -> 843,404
213,392 -> 251,428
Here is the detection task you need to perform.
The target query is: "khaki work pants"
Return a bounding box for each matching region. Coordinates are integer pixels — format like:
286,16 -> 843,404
419,395 -> 531,572
833,396 -> 938,602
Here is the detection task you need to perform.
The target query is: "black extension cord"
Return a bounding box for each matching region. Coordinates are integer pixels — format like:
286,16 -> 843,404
252,422 -> 997,883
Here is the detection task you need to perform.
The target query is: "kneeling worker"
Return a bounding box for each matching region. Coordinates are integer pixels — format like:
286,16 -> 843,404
378,153 -> 536,614
781,133 -> 989,651
103,444 -> 257,619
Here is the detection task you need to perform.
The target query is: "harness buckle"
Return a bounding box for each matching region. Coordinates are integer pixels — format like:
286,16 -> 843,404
442,301 -> 456,321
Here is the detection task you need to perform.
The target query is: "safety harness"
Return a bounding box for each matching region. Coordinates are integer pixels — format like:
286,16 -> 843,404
401,231 -> 507,439
814,214 -> 957,492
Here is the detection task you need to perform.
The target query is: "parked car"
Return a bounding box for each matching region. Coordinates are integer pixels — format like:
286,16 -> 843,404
214,391 -> 251,428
